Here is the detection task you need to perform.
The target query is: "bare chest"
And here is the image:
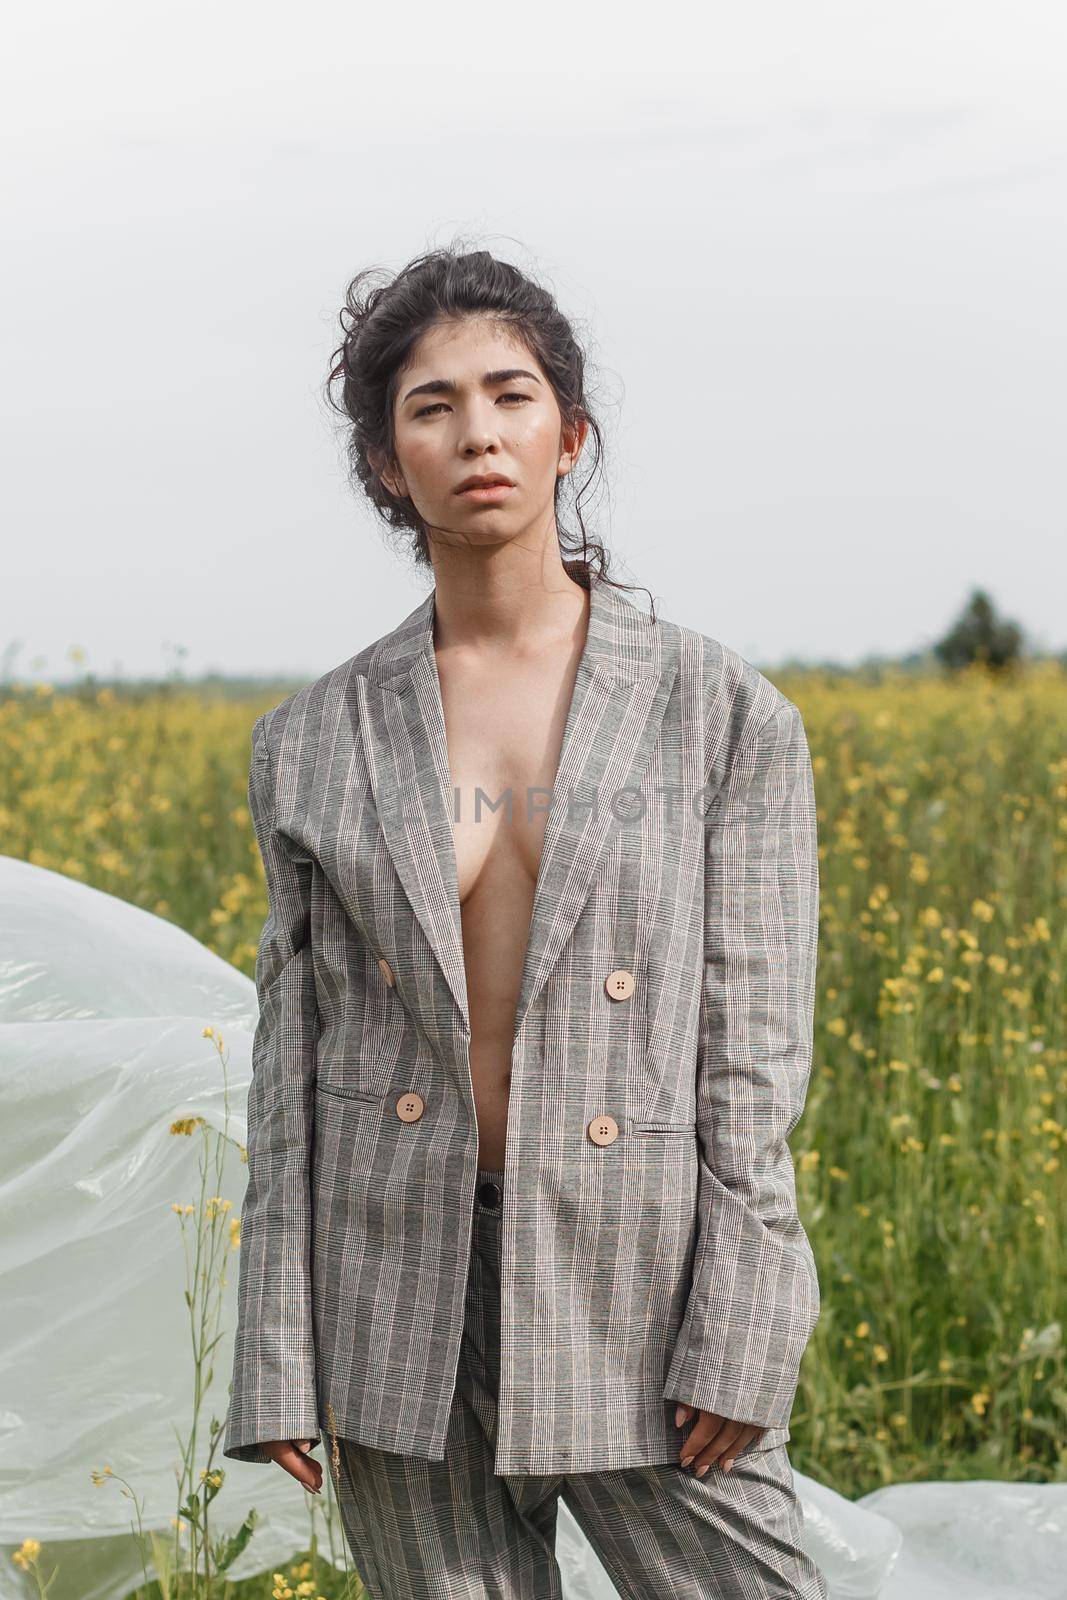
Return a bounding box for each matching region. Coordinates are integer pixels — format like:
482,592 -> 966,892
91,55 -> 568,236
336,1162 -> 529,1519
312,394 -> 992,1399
436,654 -> 577,901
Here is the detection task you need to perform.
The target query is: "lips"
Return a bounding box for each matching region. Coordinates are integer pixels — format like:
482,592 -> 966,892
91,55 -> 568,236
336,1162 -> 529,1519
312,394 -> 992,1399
455,475 -> 514,492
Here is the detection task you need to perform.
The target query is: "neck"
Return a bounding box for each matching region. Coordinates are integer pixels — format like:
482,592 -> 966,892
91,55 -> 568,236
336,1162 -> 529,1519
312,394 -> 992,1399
427,545 -> 590,660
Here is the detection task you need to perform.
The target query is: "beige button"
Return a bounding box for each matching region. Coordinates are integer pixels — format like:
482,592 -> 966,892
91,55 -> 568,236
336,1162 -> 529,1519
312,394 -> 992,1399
395,1092 -> 424,1122
587,1113 -> 619,1146
604,968 -> 635,1001
378,956 -> 396,987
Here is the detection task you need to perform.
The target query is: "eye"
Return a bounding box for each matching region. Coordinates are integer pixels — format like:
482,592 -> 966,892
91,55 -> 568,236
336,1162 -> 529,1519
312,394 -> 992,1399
413,393 -> 532,418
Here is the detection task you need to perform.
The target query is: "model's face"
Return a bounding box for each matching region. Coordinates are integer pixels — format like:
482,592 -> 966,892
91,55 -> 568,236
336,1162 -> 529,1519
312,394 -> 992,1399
375,318 -> 585,550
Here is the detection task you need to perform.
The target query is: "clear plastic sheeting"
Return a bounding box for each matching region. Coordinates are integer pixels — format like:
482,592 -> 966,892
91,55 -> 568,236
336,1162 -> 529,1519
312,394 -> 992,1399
2,855 -> 1064,1599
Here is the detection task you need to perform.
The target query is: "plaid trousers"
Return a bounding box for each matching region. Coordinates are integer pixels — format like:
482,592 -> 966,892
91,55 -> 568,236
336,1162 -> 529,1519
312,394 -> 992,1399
329,1168 -> 829,1600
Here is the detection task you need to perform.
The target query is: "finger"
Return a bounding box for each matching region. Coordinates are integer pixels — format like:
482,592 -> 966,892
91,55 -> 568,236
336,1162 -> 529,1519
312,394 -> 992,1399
679,1411 -> 731,1464
691,1422 -> 746,1474
289,1439 -> 324,1492
294,1439 -> 324,1492
721,1425 -> 763,1471
274,1440 -> 324,1493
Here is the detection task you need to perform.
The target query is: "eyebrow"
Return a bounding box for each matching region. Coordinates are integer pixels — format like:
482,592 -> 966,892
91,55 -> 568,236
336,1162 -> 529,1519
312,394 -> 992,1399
401,368 -> 542,405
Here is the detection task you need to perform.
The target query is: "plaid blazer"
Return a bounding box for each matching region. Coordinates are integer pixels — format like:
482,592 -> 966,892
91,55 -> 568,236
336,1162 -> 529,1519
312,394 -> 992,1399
223,577 -> 821,1475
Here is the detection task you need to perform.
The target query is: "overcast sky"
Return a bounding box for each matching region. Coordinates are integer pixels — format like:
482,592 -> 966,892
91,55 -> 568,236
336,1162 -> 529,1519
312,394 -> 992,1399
4,1 -> 1065,682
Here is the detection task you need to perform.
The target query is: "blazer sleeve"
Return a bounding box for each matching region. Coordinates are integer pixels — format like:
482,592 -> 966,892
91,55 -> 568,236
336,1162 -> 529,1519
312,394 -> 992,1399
663,697 -> 821,1431
223,713 -> 322,1464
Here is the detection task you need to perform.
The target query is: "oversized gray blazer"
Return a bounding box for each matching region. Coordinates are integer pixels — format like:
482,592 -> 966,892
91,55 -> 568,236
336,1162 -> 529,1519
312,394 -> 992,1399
222,577 -> 821,1475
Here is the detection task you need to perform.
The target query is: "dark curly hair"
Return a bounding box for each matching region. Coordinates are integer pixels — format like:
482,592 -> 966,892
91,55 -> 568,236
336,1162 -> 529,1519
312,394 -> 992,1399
323,240 -> 654,618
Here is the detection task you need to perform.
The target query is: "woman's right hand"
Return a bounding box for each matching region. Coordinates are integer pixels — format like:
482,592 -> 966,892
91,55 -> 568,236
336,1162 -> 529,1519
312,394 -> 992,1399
263,1437 -> 324,1494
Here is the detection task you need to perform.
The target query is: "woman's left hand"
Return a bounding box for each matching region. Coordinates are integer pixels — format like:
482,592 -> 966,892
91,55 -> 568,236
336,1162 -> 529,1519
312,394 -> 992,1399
673,1403 -> 765,1474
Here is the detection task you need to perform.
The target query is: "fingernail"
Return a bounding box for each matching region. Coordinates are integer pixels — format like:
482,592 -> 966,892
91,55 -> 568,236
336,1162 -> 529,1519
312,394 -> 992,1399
723,1460 -> 734,1473
696,1463 -> 709,1478
680,1454 -> 693,1467
674,1404 -> 687,1427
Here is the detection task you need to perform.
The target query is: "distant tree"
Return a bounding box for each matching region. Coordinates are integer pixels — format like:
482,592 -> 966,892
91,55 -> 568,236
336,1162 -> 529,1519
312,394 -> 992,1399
933,588 -> 1024,672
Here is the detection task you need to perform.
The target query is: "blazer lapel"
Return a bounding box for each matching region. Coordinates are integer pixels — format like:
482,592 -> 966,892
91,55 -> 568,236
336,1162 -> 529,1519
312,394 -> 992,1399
355,578 -> 678,1042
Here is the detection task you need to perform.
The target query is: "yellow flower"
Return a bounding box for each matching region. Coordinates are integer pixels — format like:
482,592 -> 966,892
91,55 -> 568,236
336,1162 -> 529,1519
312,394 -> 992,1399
169,1116 -> 207,1136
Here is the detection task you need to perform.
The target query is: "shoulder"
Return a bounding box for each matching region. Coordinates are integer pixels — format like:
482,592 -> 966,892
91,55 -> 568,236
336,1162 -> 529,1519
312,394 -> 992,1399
653,603 -> 802,760
251,631 -> 385,761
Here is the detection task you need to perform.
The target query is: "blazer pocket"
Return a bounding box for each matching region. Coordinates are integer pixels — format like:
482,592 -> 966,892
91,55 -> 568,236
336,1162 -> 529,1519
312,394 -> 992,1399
315,1081 -> 384,1106
629,1120 -> 696,1135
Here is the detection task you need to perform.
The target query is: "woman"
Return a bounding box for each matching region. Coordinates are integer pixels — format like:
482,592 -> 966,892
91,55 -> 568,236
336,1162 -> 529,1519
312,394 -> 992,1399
223,245 -> 828,1599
